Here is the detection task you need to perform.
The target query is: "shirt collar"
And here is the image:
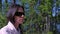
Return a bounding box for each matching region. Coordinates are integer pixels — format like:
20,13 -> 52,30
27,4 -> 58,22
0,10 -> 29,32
7,21 -> 20,34
7,21 -> 16,30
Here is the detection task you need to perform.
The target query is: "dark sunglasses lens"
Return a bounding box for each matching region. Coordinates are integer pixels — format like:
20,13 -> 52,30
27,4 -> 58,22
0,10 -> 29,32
15,12 -> 25,16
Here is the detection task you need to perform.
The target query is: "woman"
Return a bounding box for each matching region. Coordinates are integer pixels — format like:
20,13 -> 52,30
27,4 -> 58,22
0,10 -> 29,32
0,4 -> 25,34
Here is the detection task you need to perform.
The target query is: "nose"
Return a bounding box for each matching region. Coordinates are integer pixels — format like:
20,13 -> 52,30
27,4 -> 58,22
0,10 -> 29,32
21,15 -> 24,18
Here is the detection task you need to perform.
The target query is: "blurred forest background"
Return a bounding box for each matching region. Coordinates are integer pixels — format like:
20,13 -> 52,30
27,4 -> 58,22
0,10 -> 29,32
0,0 -> 60,34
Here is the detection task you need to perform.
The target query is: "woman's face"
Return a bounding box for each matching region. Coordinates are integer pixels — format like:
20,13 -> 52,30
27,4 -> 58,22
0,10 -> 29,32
14,7 -> 24,24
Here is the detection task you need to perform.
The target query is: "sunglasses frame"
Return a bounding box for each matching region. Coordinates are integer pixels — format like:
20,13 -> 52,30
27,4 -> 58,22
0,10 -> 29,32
14,12 -> 25,16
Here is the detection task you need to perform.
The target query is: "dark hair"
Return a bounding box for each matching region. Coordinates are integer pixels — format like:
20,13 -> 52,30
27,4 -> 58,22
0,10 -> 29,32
6,4 -> 24,34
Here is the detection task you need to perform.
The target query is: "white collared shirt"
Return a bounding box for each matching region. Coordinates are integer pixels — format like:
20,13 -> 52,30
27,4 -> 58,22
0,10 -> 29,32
0,21 -> 20,34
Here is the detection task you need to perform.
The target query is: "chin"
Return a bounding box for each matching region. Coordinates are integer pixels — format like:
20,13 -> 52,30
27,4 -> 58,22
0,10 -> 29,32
19,22 -> 23,24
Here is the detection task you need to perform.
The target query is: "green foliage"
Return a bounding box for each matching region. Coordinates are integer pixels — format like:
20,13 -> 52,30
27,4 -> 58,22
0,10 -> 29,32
0,13 -> 7,28
47,31 -> 53,34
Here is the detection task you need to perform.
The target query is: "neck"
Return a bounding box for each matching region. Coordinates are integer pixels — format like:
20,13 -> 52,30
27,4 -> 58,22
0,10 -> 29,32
14,22 -> 19,29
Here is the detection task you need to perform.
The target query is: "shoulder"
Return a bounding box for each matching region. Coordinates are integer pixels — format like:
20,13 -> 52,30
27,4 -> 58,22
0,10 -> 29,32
0,25 -> 7,31
0,25 -> 9,34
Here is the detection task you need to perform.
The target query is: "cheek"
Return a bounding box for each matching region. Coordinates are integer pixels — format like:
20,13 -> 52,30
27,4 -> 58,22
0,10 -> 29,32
16,17 -> 20,20
14,17 -> 20,22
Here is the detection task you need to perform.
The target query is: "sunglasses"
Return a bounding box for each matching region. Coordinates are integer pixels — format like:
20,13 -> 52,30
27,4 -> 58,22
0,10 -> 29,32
14,12 -> 25,16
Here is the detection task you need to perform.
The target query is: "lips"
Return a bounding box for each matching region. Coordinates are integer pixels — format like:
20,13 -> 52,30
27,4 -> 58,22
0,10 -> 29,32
19,19 -> 24,22
19,17 -> 24,23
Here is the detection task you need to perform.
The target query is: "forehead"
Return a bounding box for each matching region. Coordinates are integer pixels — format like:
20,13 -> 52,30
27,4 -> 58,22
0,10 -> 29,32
18,7 -> 24,12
